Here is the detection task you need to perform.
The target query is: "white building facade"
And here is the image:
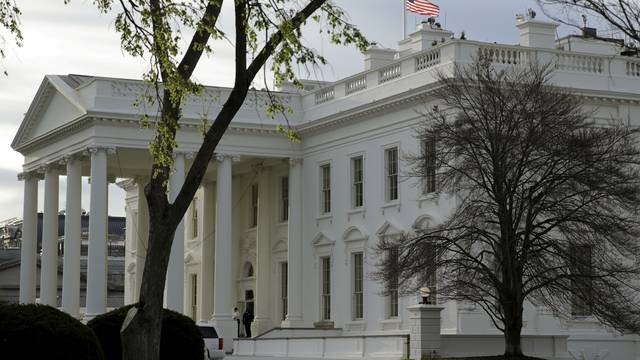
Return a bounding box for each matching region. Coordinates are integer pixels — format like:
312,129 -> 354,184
12,18 -> 640,359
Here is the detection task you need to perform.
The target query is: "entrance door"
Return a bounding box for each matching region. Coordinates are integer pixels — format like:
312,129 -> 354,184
245,290 -> 254,314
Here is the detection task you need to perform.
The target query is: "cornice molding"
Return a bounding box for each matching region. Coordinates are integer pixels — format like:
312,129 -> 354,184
13,77 -> 640,159
12,79 -> 56,148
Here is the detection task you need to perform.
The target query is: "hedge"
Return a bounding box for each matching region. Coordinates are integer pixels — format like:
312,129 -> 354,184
0,303 -> 104,360
88,304 -> 204,360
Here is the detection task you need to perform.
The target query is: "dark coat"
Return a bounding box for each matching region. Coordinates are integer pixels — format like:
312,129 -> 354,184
242,311 -> 254,325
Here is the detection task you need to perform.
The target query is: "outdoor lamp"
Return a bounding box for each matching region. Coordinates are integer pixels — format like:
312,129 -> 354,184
420,287 -> 431,304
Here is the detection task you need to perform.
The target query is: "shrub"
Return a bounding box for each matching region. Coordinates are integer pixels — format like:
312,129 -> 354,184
0,303 -> 104,360
88,304 -> 204,360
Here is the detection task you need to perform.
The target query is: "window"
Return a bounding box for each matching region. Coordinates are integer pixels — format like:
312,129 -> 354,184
351,156 -> 364,208
352,252 -> 364,320
385,147 -> 399,202
388,247 -> 399,318
191,274 -> 198,321
281,176 -> 289,222
321,256 -> 331,320
281,262 -> 288,321
191,199 -> 198,238
570,244 -> 593,316
320,164 -> 331,214
422,137 -> 437,194
250,183 -> 258,228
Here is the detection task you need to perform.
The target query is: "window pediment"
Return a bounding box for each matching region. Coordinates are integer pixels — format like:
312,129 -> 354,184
376,220 -> 403,238
272,239 -> 288,253
412,215 -> 433,232
312,232 -> 336,248
342,226 -> 368,243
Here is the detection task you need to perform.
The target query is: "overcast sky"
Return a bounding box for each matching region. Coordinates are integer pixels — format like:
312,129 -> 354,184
0,0 -> 579,220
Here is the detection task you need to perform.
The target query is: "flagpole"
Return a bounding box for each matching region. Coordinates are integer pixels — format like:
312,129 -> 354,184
402,0 -> 407,39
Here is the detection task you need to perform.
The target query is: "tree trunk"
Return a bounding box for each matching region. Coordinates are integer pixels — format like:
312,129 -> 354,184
502,297 -> 524,356
121,199 -> 176,360
504,321 -> 523,356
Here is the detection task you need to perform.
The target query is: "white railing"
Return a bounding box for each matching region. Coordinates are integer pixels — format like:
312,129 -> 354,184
345,75 -> 367,95
314,87 -> 335,104
627,60 -> 640,77
479,46 -> 530,65
234,334 -> 408,359
415,48 -> 441,71
379,63 -> 402,83
306,40 -> 640,107
556,53 -> 605,73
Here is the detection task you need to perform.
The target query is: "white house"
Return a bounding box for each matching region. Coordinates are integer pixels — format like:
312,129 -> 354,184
12,16 -> 640,360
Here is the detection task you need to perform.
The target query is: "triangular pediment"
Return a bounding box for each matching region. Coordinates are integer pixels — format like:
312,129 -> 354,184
272,239 -> 288,253
12,75 -> 89,151
376,220 -> 404,238
312,232 -> 335,247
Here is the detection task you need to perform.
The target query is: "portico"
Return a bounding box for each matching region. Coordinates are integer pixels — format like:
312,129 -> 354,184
12,75 -> 305,338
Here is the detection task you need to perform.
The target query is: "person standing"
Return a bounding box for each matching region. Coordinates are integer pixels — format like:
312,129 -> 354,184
232,307 -> 240,337
242,309 -> 254,338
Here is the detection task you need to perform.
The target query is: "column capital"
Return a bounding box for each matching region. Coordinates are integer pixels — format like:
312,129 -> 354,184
86,146 -> 116,155
215,153 -> 241,163
60,151 -> 87,164
17,171 -> 43,181
289,157 -> 303,166
174,150 -> 195,160
116,179 -> 137,192
37,162 -> 63,174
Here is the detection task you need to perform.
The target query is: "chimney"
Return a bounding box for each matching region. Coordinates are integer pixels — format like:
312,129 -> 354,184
398,19 -> 453,55
364,43 -> 397,70
516,18 -> 559,49
582,27 -> 597,38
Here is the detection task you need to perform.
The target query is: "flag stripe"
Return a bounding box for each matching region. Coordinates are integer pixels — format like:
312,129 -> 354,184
406,0 -> 440,16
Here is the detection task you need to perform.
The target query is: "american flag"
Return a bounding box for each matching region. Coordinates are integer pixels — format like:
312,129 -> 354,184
405,0 -> 440,17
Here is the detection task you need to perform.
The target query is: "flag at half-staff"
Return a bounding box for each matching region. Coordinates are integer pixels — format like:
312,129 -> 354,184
405,0 -> 440,17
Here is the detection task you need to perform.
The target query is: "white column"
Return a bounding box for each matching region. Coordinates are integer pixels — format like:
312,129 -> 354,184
40,165 -> 59,306
122,186 -> 135,305
253,166 -> 272,335
199,181 -> 215,321
135,178 -> 149,302
282,158 -> 304,327
19,173 -> 39,303
166,152 -> 186,312
62,156 -> 82,317
212,154 -> 235,349
85,147 -> 109,318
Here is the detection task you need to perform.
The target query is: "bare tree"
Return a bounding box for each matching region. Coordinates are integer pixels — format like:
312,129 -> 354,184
375,58 -> 640,357
78,1 -> 368,359
538,0 -> 640,45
